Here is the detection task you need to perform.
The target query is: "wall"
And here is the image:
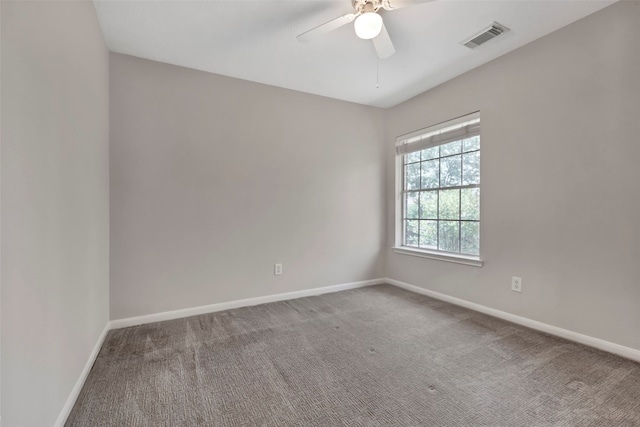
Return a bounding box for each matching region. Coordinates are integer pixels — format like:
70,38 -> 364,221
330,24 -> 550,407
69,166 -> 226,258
109,53 -> 385,320
1,1 -> 110,425
386,2 -> 640,351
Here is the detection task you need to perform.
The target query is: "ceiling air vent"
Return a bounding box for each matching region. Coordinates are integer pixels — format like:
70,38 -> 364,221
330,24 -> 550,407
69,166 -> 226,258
462,22 -> 509,49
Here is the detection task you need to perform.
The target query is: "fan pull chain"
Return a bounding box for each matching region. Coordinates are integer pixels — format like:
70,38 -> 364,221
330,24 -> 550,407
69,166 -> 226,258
376,59 -> 379,89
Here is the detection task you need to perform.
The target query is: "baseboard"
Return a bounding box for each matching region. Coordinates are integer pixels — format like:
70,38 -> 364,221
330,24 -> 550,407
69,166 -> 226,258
385,278 -> 640,363
110,278 -> 385,329
54,322 -> 110,427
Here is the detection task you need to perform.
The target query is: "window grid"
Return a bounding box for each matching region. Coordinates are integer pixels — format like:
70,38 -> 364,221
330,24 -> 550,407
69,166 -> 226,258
401,140 -> 480,256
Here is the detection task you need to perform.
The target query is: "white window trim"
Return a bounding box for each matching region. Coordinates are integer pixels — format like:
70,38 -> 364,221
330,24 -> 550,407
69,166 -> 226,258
392,246 -> 484,267
394,112 -> 483,267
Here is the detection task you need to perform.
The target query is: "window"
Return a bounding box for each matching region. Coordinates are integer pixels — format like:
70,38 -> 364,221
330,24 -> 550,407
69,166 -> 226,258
395,113 -> 481,262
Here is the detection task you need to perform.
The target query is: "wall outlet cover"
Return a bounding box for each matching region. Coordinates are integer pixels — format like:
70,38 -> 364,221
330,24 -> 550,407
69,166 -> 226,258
512,276 -> 522,293
274,263 -> 283,276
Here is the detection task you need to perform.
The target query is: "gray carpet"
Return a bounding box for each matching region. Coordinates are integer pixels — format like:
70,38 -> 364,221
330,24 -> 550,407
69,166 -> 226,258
66,284 -> 640,426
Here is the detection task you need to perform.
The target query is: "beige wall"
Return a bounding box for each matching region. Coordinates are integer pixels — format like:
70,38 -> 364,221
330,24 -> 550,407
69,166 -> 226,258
109,53 -> 386,320
386,2 -> 640,350
1,1 -> 110,426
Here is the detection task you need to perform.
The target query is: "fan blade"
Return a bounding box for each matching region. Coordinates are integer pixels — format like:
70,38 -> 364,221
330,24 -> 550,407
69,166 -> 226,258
297,13 -> 359,43
381,0 -> 434,11
372,22 -> 395,59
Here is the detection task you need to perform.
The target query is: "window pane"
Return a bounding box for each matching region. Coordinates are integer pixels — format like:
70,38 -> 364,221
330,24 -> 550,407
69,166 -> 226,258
419,220 -> 438,249
462,151 -> 480,185
421,146 -> 439,161
419,191 -> 438,219
461,222 -> 480,255
405,162 -> 420,190
460,188 -> 479,220
463,136 -> 480,152
438,189 -> 460,220
440,155 -> 461,187
405,192 -> 419,219
438,221 -> 460,252
405,151 -> 420,164
421,159 -> 439,189
440,140 -> 462,156
405,220 -> 419,246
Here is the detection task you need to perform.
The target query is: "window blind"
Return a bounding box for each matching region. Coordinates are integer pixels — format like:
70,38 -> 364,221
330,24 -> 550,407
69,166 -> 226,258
395,112 -> 480,156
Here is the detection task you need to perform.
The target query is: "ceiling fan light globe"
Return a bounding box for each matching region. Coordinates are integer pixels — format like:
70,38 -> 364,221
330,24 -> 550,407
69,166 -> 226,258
354,12 -> 383,40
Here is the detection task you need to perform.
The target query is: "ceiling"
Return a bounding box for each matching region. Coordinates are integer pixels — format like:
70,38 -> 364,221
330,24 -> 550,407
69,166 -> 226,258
93,0 -> 614,108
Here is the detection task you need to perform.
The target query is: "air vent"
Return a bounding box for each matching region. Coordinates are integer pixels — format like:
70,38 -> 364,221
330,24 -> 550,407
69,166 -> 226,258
462,22 -> 509,49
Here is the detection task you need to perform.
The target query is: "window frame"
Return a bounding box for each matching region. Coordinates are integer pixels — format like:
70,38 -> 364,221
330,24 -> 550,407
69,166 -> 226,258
394,113 -> 484,267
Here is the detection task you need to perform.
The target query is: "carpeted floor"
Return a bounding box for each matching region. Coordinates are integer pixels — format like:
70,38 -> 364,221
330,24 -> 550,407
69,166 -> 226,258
66,284 -> 640,426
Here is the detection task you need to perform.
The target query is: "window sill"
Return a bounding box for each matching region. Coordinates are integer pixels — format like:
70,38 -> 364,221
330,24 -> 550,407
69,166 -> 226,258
392,247 -> 484,267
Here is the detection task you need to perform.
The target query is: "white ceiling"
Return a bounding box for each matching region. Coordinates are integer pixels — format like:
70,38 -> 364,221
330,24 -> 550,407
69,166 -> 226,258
93,0 -> 614,108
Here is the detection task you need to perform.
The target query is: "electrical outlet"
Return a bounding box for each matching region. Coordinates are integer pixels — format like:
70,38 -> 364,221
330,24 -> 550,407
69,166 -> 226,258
274,263 -> 283,276
511,276 -> 522,293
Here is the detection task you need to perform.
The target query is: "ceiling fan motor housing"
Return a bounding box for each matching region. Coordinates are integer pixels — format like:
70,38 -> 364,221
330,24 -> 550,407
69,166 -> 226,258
353,0 -> 382,14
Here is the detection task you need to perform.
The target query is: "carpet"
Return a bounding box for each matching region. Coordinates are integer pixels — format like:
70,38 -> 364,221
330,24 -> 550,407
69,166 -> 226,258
66,284 -> 640,426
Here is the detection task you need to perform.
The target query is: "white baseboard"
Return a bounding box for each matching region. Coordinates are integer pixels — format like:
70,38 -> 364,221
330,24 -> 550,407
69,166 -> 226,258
385,278 -> 640,363
54,322 -> 110,427
110,278 -> 385,329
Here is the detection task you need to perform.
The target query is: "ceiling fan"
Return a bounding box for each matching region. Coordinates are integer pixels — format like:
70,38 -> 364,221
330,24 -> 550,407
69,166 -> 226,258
296,0 -> 429,59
